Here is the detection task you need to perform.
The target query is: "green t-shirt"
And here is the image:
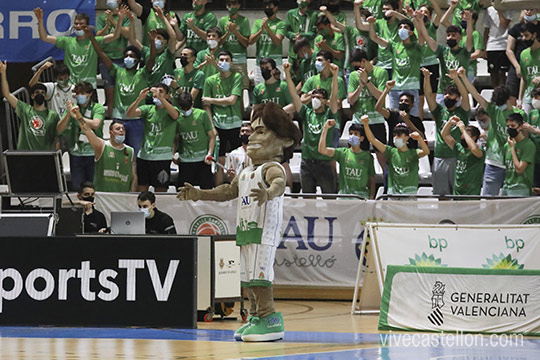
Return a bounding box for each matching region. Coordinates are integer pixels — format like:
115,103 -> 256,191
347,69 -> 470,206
138,105 -> 179,161
176,108 -> 214,162
459,30 -> 484,77
374,19 -> 399,69
56,36 -> 104,88
295,56 -> 316,85
285,8 -> 317,59
417,22 -> 438,67
179,10 -> 218,53
454,142 -> 485,195
485,103 -> 527,167
343,25 -> 375,70
110,65 -> 150,119
96,13 -> 130,60
142,45 -> 175,88
452,0 -> 481,26
218,15 -> 250,64
299,104 -> 336,161
62,102 -> 105,156
251,17 -> 286,65
348,66 -> 388,124
202,72 -> 243,129
172,67 -> 205,109
142,8 -> 176,47
392,40 -> 422,90
15,101 -> 59,150
194,47 -> 220,79
519,47 -> 540,104
384,145 -> 419,194
432,104 -> 470,158
94,141 -> 134,192
363,0 -> 383,19
333,147 -> 374,198
528,109 -> 540,164
301,73 -> 347,102
253,80 -> 292,107
436,44 -> 471,94
313,32 -> 346,70
502,138 -> 536,196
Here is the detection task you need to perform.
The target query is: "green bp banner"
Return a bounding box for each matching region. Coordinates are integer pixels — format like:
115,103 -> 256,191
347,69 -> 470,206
379,266 -> 540,335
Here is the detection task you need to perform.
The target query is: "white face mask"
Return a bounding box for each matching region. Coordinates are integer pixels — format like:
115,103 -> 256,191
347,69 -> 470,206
207,39 -> 218,49
139,207 -> 151,219
394,137 -> 406,149
532,98 -> 540,110
311,97 -> 322,109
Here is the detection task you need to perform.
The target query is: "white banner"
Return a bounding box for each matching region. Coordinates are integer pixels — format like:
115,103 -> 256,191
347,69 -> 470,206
379,266 -> 540,335
91,193 -> 540,287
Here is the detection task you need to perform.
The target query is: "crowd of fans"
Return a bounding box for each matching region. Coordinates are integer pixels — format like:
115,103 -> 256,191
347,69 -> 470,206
1,0 -> 539,198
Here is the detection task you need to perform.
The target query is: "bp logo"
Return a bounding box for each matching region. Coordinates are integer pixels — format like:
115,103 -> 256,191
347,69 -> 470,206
408,252 -> 446,267
428,281 -> 445,326
483,253 -> 524,269
190,215 -> 228,235
522,215 -> 540,224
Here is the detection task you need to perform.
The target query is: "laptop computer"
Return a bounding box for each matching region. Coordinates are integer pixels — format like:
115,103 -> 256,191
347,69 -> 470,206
110,212 -> 145,235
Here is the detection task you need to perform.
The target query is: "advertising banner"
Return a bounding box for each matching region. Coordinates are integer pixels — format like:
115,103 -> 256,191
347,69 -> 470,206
379,266 -> 540,335
0,0 -> 95,62
0,235 -> 196,328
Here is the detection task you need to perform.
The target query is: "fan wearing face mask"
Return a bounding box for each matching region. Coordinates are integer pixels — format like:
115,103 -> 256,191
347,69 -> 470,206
312,14 -> 345,73
202,50 -> 244,186
194,27 -> 223,78
422,67 -> 471,196
225,123 -> 254,180
172,47 -> 205,109
174,92 -> 216,190
518,22 -> 540,114
34,8 -> 122,89
441,116 -> 485,195
285,61 -> 340,194
78,182 -> 108,234
363,116 -> 430,195
253,57 -> 293,111
57,82 -> 105,191
319,120 -> 375,199
502,113 -> 536,197
458,68 -> 529,197
177,0 -> 218,53
249,0 -> 286,85
284,0 -> 317,69
0,62 -> 59,151
126,0 -> 180,48
137,191 -> 177,234
292,37 -> 316,89
524,87 -> 540,188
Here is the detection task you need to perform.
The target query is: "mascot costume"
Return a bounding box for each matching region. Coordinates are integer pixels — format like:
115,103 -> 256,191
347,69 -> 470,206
178,102 -> 302,342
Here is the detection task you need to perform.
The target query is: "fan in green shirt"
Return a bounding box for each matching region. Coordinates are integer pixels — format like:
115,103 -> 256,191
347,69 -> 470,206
525,91 -> 540,177
34,8 -> 123,88
194,27 -> 223,79
441,116 -> 485,195
285,1 -> 317,62
126,0 -> 179,47
1,64 -> 59,151
291,37 -> 316,88
96,6 -> 130,60
179,1 -> 218,53
519,33 -> 540,107
253,58 -> 293,112
502,113 -> 536,196
250,1 -> 286,69
219,1 -> 251,66
172,47 -> 205,109
319,119 -> 375,199
363,115 -> 430,195
313,14 -> 345,71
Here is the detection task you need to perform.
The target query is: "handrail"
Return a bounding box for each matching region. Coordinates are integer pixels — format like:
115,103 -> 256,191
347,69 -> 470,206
31,56 -> 56,83
375,194 -> 525,200
3,87 -> 30,150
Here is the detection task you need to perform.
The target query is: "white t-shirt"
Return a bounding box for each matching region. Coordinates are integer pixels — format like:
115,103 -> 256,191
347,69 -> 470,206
483,6 -> 514,51
225,145 -> 251,179
44,82 -> 75,118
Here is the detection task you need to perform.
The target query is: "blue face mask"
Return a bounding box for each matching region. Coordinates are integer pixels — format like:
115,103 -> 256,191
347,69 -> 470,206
394,137 -> 406,149
153,97 -> 163,106
106,0 -> 118,10
398,28 -> 410,41
498,103 -> 508,111
315,60 -> 324,73
348,134 -> 361,147
182,108 -> 193,117
124,57 -> 136,69
76,95 -> 88,105
218,61 -> 231,72
304,52 -> 310,60
139,207 -> 151,218
155,39 -> 163,50
153,0 -> 165,9
74,29 -> 85,37
524,14 -> 537,22
114,134 -> 125,144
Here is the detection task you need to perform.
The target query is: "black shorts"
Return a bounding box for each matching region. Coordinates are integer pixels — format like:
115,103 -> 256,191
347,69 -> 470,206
487,51 -> 510,73
370,123 -> 387,145
176,161 -> 214,189
136,158 -> 171,188
216,127 -> 241,157
419,63 -> 440,96
506,66 -> 520,98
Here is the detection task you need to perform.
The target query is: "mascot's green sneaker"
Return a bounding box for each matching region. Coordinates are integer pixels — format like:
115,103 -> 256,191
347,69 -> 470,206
234,316 -> 256,341
241,312 -> 284,342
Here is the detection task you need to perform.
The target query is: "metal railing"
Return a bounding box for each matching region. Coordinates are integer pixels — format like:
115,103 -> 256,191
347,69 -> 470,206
3,87 -> 30,150
31,57 -> 56,83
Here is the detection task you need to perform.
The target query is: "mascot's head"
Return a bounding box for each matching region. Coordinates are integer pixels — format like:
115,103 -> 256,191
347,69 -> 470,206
249,102 -> 302,165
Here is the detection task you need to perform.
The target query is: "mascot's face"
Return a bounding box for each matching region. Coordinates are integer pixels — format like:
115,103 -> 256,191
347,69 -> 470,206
247,118 -> 285,164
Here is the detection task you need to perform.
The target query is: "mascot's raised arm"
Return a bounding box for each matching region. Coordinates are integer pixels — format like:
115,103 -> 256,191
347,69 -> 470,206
177,102 -> 302,342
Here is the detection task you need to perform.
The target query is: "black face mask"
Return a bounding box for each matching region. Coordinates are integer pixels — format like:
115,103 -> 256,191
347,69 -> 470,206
523,39 -> 534,47
447,39 -> 458,48
460,20 -> 467,31
398,102 -> 410,112
444,97 -> 457,108
240,134 -> 249,144
327,4 -> 340,13
82,196 -> 95,203
261,68 -> 273,80
34,94 -> 45,105
423,15 -> 429,23
507,127 -> 519,138
264,8 -> 274,17
180,56 -> 189,67
353,66 -> 362,71
460,139 -> 468,148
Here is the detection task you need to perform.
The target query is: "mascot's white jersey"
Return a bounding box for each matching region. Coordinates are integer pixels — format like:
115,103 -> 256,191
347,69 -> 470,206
236,162 -> 285,246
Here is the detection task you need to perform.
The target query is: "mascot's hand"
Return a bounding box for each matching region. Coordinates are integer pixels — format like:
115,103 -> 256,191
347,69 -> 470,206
177,182 -> 201,201
250,182 -> 269,206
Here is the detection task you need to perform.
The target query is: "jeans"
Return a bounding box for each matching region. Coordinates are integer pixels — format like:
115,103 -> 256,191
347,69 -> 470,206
69,154 -> 95,191
300,159 -> 336,194
432,157 -> 456,196
481,164 -> 506,196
